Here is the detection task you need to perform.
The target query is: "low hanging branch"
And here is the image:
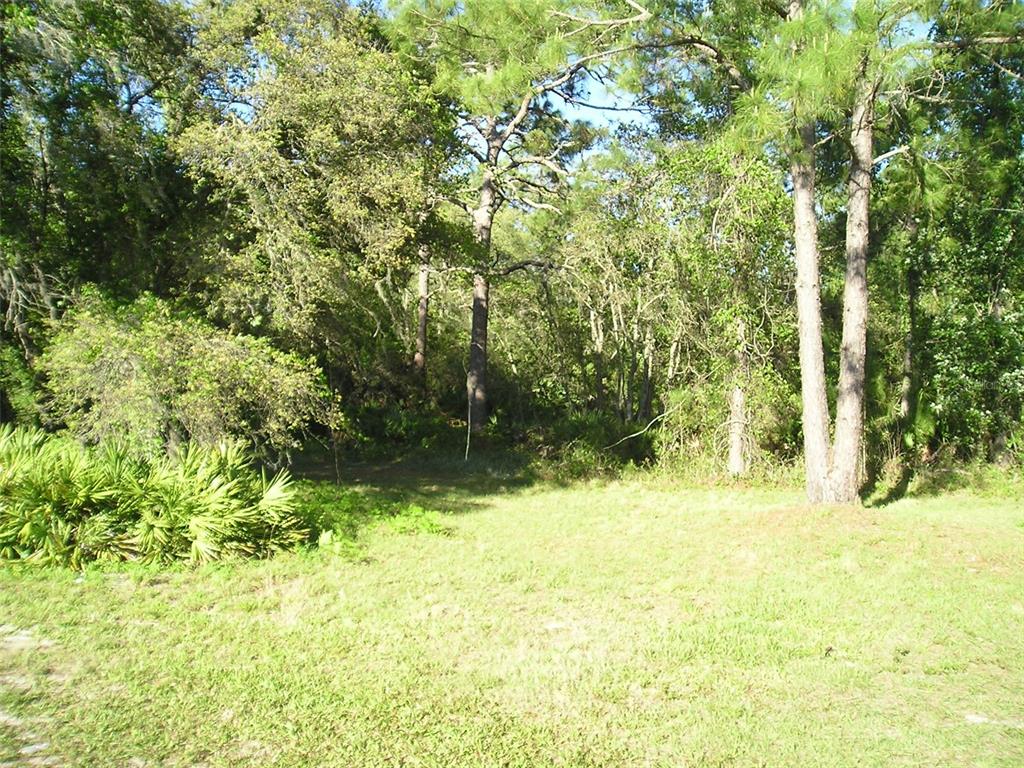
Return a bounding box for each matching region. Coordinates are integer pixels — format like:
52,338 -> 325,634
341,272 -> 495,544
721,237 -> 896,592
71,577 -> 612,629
603,401 -> 686,450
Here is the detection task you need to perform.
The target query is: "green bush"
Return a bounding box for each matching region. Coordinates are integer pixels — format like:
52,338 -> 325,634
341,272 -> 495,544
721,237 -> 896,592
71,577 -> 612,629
0,426 -> 306,567
38,292 -> 340,459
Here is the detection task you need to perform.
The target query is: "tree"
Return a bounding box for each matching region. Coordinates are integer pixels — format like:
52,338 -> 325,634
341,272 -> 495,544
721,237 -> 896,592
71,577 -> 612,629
551,138 -> 794,470
38,293 -> 337,459
871,8 -> 1024,463
1,0 -> 206,425
627,0 -> 1022,500
1,0 -> 198,298
175,0 -> 469,436
390,0 -> 650,433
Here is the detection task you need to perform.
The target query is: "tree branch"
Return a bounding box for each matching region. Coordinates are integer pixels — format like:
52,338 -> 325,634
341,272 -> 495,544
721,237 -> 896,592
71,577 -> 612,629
495,259 -> 557,276
500,43 -> 638,142
641,36 -> 752,91
517,197 -> 562,213
873,145 -> 909,166
552,0 -> 651,38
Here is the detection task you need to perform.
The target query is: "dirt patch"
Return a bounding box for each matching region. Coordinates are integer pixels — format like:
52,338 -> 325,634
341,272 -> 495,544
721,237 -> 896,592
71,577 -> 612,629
0,627 -> 61,767
0,627 -> 54,653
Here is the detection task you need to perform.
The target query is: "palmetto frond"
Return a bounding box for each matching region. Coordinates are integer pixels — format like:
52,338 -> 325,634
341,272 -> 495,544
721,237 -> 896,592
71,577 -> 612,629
0,428 -> 305,567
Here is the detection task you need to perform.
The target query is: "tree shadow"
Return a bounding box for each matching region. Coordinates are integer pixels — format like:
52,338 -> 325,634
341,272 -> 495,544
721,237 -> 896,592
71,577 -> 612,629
291,444 -> 542,517
865,463 -> 913,507
863,459 -> 1022,507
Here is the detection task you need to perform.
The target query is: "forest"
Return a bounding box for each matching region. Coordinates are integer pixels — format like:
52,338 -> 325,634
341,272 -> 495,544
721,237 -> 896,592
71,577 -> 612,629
0,0 -> 1023,765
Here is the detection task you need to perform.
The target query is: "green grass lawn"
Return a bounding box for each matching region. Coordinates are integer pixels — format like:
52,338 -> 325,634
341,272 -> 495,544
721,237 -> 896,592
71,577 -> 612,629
2,471 -> 1023,767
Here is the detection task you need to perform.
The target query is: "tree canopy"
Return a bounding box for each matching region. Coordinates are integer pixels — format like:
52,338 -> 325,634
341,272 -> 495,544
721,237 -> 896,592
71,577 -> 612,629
2,0 -> 1022,500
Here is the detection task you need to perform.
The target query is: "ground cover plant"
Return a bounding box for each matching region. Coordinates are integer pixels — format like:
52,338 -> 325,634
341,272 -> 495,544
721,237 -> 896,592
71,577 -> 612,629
0,427 -> 305,566
1,468 -> 1022,767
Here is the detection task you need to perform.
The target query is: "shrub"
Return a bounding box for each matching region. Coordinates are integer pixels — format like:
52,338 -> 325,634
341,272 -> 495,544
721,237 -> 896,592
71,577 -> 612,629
38,292 -> 340,459
0,426 -> 306,567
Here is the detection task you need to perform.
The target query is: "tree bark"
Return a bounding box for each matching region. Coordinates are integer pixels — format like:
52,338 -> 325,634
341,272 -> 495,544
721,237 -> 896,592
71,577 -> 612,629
990,294 -> 1010,464
899,218 -> 919,444
828,77 -> 874,503
414,248 -> 429,383
467,272 -> 489,432
467,157 -> 497,433
639,325 -> 655,422
589,309 -> 606,409
898,326 -> 913,423
791,123 -> 832,503
728,316 -> 748,477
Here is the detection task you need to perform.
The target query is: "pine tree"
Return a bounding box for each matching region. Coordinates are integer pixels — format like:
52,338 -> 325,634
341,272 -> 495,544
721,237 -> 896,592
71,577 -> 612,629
389,0 -> 649,433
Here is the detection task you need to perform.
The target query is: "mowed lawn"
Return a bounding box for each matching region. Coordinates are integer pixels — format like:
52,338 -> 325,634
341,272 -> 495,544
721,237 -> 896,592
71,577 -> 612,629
1,478 -> 1023,767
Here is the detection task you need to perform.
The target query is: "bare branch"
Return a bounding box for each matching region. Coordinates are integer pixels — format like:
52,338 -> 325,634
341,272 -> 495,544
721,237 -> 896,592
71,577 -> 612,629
873,145 -> 909,166
642,36 -> 752,91
500,43 -> 638,142
980,51 -> 1024,81
518,196 -> 562,213
552,0 -> 651,38
603,402 -> 684,449
507,153 -> 568,176
933,35 -> 1023,50
504,175 -> 561,195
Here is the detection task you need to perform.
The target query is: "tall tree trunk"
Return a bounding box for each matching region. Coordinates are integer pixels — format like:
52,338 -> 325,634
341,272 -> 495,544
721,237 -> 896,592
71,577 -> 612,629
899,218 -> 919,444
898,325 -> 913,425
990,294 -> 1010,464
589,309 -> 606,409
413,247 -> 429,385
467,273 -> 489,432
727,385 -> 747,476
791,123 -> 832,503
728,316 -> 748,477
467,161 -> 496,433
638,327 -> 653,422
829,77 -> 874,503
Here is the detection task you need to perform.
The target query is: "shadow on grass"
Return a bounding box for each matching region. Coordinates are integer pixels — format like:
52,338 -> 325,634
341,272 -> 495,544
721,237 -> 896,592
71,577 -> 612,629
289,443 -> 546,544
865,464 -> 913,507
865,459 -> 1023,508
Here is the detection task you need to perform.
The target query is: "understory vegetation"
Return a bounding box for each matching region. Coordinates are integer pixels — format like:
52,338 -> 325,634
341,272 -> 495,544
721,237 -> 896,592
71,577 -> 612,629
1,0 -> 1021,505
0,426 -> 306,566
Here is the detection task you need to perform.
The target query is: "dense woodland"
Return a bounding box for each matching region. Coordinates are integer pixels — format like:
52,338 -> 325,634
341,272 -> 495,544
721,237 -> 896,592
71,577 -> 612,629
1,0 -> 1022,522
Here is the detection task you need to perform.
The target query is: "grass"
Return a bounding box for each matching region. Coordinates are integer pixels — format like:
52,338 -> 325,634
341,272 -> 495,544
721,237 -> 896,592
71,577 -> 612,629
1,463 -> 1023,767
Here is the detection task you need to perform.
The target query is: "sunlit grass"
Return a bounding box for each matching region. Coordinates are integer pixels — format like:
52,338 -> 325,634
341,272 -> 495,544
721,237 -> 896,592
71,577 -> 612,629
1,478 -> 1022,766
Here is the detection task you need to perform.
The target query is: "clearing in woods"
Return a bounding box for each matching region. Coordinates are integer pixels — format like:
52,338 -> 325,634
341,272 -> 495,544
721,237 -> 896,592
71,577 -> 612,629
1,469 -> 1022,767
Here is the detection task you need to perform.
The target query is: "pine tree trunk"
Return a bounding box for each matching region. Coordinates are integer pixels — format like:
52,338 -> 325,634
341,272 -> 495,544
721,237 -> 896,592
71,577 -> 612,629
990,295 -> 1010,464
899,220 -> 919,442
467,161 -> 496,433
589,309 -> 606,409
414,248 -> 429,383
898,329 -> 912,423
791,123 -> 832,503
639,326 -> 654,422
467,272 -> 489,432
829,79 -> 874,503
